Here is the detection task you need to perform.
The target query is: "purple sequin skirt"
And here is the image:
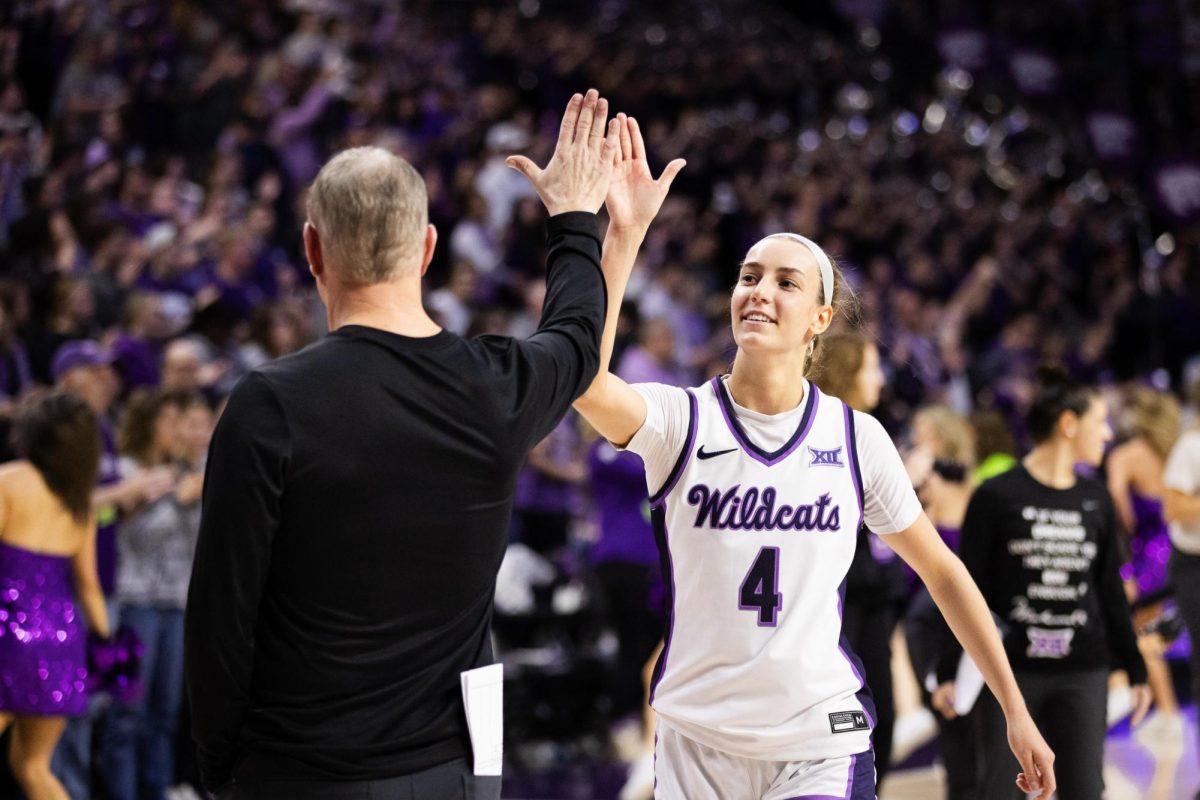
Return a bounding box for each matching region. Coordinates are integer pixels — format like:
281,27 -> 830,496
0,540 -> 88,716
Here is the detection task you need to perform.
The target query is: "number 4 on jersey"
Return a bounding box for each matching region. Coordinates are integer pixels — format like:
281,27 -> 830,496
739,546 -> 782,626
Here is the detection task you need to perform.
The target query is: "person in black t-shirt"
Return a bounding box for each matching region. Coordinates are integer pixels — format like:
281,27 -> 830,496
184,90 -> 621,800
949,368 -> 1149,800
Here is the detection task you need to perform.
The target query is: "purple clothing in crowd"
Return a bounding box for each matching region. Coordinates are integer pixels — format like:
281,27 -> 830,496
587,440 -> 658,568
514,416 -> 581,515
616,346 -> 690,388
97,422 -> 122,596
0,540 -> 89,717
1120,490 -> 1172,595
111,334 -> 161,390
903,524 -> 961,598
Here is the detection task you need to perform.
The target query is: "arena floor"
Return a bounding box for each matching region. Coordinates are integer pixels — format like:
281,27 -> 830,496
881,707 -> 1199,800
501,706 -> 1199,799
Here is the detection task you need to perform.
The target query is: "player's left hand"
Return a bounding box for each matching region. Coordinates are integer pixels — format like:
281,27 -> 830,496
1008,709 -> 1056,798
604,114 -> 685,236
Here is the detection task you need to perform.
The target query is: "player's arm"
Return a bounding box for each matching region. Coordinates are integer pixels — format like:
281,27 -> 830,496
885,518 -> 1055,798
1163,435 -> 1200,523
1104,444 -> 1136,533
1164,488 -> 1200,523
573,115 -> 684,447
71,513 -> 110,639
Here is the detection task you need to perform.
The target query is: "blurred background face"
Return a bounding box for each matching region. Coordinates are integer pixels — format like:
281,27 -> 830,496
1072,396 -> 1112,466
911,414 -> 940,454
59,364 -> 118,414
852,343 -> 884,412
640,318 -> 676,365
178,403 -> 214,462
153,403 -> 183,460
162,342 -> 203,392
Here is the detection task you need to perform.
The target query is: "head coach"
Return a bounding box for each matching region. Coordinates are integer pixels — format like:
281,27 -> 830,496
184,90 -> 621,800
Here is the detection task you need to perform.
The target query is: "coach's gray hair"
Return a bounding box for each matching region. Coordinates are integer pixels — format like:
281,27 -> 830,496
306,147 -> 428,284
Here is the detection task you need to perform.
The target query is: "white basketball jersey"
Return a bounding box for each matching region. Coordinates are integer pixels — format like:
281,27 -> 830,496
647,377 -> 875,761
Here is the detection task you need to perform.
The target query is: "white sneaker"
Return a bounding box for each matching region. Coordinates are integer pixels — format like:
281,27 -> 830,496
1133,712 -> 1187,753
618,751 -> 655,800
1106,685 -> 1133,726
891,708 -> 938,763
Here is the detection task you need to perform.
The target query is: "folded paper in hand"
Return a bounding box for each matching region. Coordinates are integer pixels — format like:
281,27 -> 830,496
460,663 -> 503,776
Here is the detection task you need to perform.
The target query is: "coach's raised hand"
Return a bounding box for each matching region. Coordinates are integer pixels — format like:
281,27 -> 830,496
506,89 -> 620,215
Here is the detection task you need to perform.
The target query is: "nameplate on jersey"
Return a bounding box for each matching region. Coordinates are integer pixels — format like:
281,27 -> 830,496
828,710 -> 870,734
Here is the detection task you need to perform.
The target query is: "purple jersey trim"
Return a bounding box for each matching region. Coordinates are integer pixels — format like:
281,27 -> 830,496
711,376 -> 820,467
649,389 -> 698,508
835,577 -> 878,729
780,749 -> 875,799
842,403 -> 865,529
648,505 -> 677,705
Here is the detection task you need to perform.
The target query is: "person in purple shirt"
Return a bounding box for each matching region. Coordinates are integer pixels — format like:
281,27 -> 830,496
109,292 -> 168,392
615,316 -> 692,388
513,414 -> 586,556
586,432 -> 665,725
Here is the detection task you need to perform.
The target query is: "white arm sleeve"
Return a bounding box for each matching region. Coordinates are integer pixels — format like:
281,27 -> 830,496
855,411 -> 923,535
621,383 -> 692,495
1165,431 -> 1200,495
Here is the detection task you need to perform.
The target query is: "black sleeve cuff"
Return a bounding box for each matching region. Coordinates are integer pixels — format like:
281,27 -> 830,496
545,210 -> 599,240
1124,652 -> 1149,685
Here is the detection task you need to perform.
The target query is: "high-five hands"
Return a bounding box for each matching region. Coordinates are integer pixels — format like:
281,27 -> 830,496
506,89 -> 620,216
604,113 -> 686,235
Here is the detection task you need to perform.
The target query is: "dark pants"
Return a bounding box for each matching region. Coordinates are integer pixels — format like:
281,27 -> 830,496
975,668 -> 1108,800
1170,547 -> 1200,730
103,605 -> 185,800
841,599 -> 895,784
906,588 -> 977,799
594,560 -> 664,718
220,759 -> 501,800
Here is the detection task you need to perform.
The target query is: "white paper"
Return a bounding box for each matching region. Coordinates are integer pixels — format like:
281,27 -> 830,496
953,652 -> 986,716
460,663 -> 504,776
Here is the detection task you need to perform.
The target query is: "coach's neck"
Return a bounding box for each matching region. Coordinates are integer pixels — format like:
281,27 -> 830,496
307,222 -> 443,338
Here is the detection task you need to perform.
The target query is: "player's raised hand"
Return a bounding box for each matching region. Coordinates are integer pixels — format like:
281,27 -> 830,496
506,89 -> 620,216
605,114 -> 686,235
1008,709 -> 1056,798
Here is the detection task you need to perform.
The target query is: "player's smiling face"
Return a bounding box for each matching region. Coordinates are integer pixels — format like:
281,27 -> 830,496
731,237 -> 830,355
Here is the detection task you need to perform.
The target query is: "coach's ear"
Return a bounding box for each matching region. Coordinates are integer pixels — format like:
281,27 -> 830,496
419,224 -> 438,277
304,222 -> 325,283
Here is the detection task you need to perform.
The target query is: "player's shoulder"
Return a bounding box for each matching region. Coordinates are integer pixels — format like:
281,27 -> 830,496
633,380 -> 700,407
974,466 -> 1025,499
1073,472 -> 1111,502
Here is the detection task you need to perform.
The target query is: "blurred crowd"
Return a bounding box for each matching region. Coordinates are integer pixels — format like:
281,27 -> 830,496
0,0 -> 1198,797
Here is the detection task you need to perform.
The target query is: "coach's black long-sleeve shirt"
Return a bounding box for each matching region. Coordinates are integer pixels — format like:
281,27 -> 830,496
184,212 -> 605,791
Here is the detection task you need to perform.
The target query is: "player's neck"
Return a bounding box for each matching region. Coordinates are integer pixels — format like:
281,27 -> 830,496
1022,443 -> 1078,490
325,281 -> 441,338
727,354 -> 807,415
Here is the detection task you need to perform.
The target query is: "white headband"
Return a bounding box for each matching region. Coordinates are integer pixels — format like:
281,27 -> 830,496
764,233 -> 834,307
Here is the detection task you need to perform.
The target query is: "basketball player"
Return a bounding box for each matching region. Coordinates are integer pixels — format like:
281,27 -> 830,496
519,115 -> 1056,798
